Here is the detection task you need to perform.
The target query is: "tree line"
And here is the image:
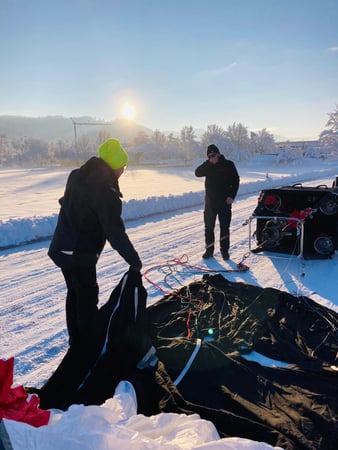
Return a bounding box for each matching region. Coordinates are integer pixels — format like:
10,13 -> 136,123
1,105 -> 338,167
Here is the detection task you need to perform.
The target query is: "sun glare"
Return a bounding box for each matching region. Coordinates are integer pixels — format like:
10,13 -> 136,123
121,102 -> 136,121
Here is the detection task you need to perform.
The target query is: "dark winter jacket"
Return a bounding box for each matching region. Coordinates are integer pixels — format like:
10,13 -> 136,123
195,155 -> 240,206
48,157 -> 141,269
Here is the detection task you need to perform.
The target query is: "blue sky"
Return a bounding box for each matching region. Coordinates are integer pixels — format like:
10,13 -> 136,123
1,0 -> 338,139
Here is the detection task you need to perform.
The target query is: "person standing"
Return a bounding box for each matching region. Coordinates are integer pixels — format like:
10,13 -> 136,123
195,144 -> 240,260
48,138 -> 142,346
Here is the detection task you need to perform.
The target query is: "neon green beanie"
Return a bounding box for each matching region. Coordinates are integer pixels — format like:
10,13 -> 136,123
98,138 -> 128,170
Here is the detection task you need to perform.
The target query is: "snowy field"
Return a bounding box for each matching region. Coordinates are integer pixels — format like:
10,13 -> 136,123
1,154 -> 338,449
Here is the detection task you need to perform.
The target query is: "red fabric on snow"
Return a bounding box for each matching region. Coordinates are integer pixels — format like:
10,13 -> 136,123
0,357 -> 50,427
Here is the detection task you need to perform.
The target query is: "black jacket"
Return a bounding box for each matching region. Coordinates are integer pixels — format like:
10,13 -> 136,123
48,157 -> 141,269
195,155 -> 240,206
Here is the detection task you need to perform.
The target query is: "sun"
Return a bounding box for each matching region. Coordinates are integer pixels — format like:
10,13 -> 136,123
121,102 -> 136,121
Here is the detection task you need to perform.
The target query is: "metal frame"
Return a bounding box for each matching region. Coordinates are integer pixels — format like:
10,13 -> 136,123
248,215 -> 305,258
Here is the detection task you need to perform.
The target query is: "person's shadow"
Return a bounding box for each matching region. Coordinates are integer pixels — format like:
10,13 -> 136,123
202,254 -> 258,286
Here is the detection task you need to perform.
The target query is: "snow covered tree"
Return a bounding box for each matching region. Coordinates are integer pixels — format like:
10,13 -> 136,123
319,129 -> 338,148
224,122 -> 251,160
151,129 -> 168,148
77,135 -> 93,160
53,139 -> 77,163
96,129 -> 111,147
180,125 -> 195,143
326,104 -> 338,132
250,129 -> 276,154
131,131 -> 150,147
200,125 -> 227,157
319,104 -> 338,152
276,146 -> 301,164
179,126 -> 200,161
167,132 -> 179,147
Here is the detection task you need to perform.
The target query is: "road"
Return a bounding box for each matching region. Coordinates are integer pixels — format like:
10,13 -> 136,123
1,177 -> 337,387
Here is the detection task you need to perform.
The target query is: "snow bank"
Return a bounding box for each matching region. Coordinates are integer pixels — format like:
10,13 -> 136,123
1,166 -> 336,250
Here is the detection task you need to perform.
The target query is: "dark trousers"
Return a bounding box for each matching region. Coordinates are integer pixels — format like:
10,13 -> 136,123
204,201 -> 232,253
61,266 -> 99,346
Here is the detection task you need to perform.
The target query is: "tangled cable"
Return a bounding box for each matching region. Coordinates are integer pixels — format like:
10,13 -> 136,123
143,254 -> 249,295
143,254 -> 249,339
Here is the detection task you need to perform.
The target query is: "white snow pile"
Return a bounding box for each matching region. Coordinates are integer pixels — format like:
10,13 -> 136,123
1,160 -> 337,249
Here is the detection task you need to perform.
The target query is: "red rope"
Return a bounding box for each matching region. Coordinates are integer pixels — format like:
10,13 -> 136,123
142,254 -> 249,338
143,256 -> 206,339
143,253 -> 249,293
186,311 -> 193,339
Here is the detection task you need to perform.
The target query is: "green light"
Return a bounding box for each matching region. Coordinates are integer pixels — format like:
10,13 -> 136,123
207,328 -> 214,335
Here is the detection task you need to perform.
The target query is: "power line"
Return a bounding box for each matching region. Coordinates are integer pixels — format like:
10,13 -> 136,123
70,118 -> 113,147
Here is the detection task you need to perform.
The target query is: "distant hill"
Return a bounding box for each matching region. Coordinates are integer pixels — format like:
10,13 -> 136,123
0,115 -> 153,143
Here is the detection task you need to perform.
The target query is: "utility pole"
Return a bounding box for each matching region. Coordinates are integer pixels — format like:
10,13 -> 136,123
70,118 -> 114,150
70,118 -> 78,149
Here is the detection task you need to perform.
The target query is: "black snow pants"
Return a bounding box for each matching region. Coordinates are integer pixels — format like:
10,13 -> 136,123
61,266 -> 99,346
204,200 -> 232,253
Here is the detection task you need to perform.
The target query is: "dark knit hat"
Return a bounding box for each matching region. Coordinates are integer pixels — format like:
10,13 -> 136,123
207,144 -> 220,155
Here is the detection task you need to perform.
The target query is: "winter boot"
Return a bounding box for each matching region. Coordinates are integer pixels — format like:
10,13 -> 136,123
203,248 -> 214,259
221,250 -> 230,260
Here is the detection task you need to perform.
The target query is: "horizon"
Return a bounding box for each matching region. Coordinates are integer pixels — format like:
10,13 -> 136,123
2,1 -> 338,141
0,113 -> 321,142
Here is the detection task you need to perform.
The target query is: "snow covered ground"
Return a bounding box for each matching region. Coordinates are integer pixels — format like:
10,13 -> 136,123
1,154 -> 338,449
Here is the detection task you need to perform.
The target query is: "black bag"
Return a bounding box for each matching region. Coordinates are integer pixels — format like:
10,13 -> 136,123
38,268 -> 152,410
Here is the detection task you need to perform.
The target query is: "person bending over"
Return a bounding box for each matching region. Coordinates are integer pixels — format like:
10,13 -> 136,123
48,138 -> 142,345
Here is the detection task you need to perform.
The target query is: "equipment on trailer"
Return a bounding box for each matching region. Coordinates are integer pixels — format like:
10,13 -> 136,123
249,182 -> 338,259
